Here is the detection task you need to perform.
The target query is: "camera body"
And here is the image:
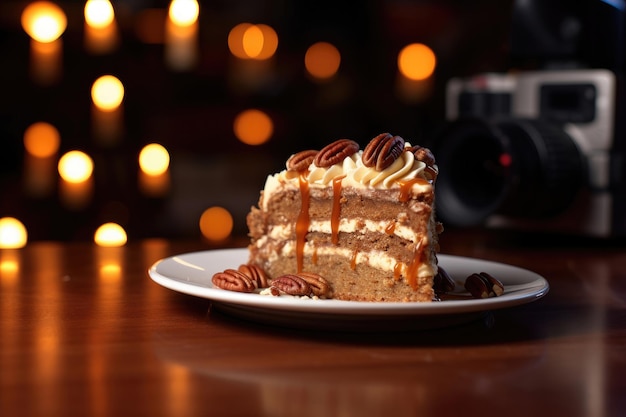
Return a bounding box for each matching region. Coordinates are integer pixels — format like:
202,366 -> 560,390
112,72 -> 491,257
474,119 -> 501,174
436,69 -> 625,237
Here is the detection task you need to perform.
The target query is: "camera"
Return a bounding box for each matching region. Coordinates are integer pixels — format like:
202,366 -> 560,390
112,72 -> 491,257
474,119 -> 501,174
435,69 -> 625,237
434,0 -> 626,237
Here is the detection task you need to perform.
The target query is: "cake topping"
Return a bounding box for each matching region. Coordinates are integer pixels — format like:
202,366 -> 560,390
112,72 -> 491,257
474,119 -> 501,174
287,150 -> 318,172
313,139 -> 360,168
408,144 -> 436,167
408,145 -> 438,181
362,133 -> 406,171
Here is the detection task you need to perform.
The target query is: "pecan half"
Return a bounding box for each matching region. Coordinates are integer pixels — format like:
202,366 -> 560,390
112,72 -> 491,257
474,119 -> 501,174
296,272 -> 332,298
212,269 -> 256,293
287,150 -> 318,172
238,264 -> 270,288
408,145 -> 436,167
464,272 -> 504,299
362,133 -> 405,171
313,139 -> 359,168
433,266 -> 455,294
270,274 -> 312,296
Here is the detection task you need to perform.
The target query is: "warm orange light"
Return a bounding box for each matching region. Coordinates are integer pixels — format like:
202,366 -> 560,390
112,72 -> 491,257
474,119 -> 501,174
84,0 -> 114,29
305,42 -> 341,80
91,75 -> 124,111
233,109 -> 273,145
94,223 -> 127,247
228,23 -> 278,60
23,122 -> 60,158
199,207 -> 233,241
398,43 -> 436,81
58,151 -> 93,183
0,218 -> 28,249
228,23 -> 252,59
21,1 -> 67,43
168,0 -> 199,27
139,143 -> 170,176
242,25 -> 264,58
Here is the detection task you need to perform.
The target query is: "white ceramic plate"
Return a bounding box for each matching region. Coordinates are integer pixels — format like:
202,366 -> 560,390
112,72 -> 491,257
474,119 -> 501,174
149,248 -> 549,331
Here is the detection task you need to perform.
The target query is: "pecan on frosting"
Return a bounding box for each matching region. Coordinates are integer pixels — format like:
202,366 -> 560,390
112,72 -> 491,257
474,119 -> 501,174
407,144 -> 436,167
287,150 -> 318,172
313,139 -> 360,168
362,133 -> 406,171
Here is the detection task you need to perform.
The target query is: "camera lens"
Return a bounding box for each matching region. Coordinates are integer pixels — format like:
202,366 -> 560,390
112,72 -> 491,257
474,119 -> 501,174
434,118 -> 586,226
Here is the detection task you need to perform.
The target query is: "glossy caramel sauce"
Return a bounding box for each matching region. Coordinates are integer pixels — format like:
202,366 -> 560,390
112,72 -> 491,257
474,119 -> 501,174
296,173 -> 310,272
406,239 -> 423,290
331,175 -> 346,245
397,178 -> 429,202
385,221 -> 396,235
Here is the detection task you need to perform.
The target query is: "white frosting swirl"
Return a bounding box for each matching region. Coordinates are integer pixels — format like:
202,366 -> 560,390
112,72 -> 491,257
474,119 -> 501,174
349,148 -> 426,188
306,153 -> 359,185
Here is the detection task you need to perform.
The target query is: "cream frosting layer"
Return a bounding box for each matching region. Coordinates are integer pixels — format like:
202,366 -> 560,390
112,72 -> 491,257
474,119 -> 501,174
266,218 -> 420,243
252,237 -> 435,279
262,143 -> 434,211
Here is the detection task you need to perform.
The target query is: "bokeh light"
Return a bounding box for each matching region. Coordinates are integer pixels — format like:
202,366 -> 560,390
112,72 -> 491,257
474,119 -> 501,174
91,75 -> 124,111
233,109 -> 273,145
228,23 -> 278,60
23,122 -> 60,158
84,0 -> 114,29
199,207 -> 233,241
0,217 -> 28,249
397,43 -> 436,81
58,151 -> 94,183
21,1 -> 67,43
139,143 -> 170,176
94,223 -> 127,247
168,0 -> 199,27
305,42 -> 341,80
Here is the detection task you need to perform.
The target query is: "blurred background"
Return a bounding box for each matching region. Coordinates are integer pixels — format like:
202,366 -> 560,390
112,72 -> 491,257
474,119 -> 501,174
0,0 -> 528,245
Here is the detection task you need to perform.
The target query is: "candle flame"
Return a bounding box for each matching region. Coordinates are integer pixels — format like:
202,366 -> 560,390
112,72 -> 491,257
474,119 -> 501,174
0,218 -> 28,249
94,223 -> 127,247
84,0 -> 114,29
58,151 -> 94,183
139,144 -> 170,176
168,0 -> 199,27
91,75 -> 124,111
21,1 -> 67,43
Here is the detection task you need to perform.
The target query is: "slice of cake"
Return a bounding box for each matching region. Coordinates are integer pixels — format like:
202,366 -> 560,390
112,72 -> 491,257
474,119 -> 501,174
246,133 -> 441,302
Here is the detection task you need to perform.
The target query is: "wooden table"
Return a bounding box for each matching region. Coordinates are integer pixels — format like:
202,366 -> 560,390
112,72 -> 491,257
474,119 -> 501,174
1,229 -> 625,417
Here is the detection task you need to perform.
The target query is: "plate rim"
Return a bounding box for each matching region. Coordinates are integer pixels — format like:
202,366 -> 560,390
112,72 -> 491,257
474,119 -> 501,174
148,248 -> 549,317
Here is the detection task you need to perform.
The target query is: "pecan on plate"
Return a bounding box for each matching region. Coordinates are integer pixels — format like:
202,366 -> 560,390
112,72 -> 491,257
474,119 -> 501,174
270,274 -> 312,296
433,266 -> 455,294
287,150 -> 318,172
313,139 -> 360,168
296,272 -> 332,298
464,272 -> 504,299
212,269 -> 257,293
238,264 -> 270,288
362,133 -> 405,171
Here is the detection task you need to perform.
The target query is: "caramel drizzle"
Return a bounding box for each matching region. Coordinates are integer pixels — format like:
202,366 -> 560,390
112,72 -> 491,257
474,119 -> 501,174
350,250 -> 358,270
397,178 -> 429,202
406,239 -> 424,290
331,175 -> 346,245
296,173 -> 310,273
